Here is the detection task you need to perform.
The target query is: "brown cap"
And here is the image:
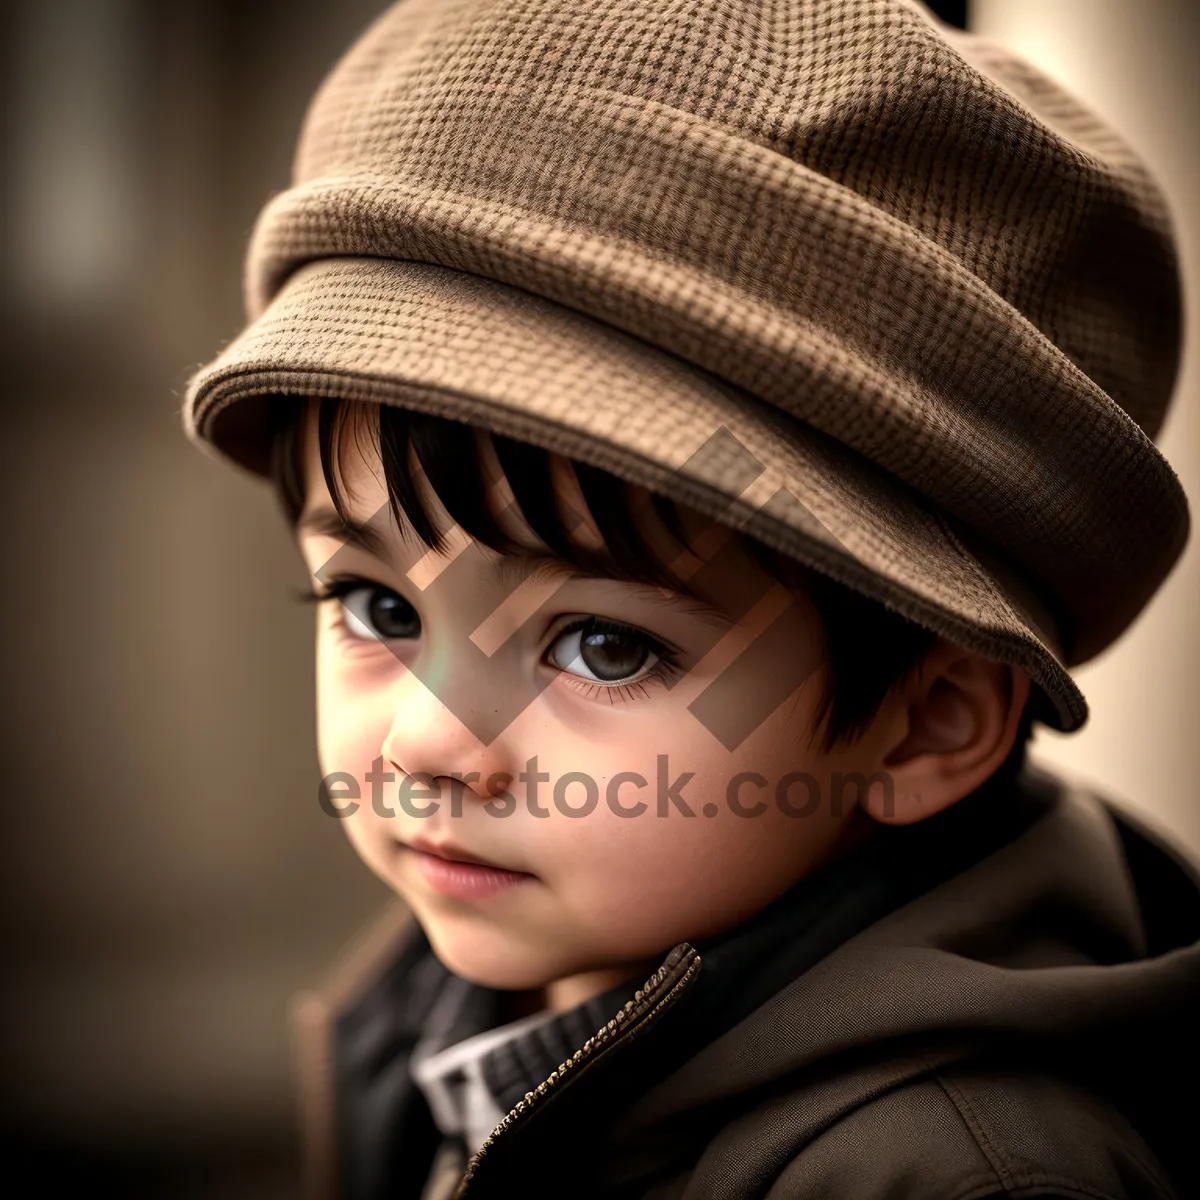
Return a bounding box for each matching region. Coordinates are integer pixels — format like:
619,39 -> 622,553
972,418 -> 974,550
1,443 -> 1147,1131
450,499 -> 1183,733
183,0 -> 1191,733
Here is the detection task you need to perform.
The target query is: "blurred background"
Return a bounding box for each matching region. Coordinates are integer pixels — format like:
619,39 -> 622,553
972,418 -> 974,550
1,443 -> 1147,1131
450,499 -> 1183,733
0,0 -> 1196,1195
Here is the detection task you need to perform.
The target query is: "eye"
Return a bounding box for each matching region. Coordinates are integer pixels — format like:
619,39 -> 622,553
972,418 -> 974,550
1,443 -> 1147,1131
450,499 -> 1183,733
335,584 -> 421,641
547,617 -> 662,685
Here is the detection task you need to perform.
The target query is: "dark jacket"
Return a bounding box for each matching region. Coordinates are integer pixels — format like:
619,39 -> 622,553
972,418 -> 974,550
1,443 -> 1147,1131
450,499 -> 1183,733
292,764 -> 1200,1199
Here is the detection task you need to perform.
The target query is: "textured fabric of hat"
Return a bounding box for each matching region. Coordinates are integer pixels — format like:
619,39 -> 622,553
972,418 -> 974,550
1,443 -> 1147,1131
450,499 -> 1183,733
183,0 -> 1191,735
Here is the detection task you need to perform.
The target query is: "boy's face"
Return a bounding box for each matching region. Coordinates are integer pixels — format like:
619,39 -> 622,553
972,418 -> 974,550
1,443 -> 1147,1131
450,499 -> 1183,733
295,408 -> 900,1004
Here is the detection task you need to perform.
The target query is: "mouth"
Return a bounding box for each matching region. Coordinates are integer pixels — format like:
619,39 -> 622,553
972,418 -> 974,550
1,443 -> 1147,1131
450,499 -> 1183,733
401,837 -> 537,900
405,836 -> 513,869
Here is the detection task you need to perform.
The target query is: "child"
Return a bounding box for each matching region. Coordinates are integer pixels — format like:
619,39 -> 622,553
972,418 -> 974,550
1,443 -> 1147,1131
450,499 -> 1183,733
183,1 -> 1200,1197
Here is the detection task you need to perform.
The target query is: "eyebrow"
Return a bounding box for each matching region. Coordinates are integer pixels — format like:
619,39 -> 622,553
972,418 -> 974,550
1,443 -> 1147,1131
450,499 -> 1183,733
297,507 -> 734,628
296,509 -> 393,559
492,553 -> 735,629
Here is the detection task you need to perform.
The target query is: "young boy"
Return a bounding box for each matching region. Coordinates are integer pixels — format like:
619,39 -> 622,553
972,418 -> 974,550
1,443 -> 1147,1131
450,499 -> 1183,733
183,1 -> 1200,1197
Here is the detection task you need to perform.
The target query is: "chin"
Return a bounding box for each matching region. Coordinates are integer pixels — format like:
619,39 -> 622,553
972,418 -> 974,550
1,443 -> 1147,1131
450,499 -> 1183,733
423,922 -> 560,990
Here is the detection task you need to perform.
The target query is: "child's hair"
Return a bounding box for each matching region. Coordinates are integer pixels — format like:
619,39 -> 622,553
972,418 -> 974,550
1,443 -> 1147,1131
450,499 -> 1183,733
269,397 -> 1034,781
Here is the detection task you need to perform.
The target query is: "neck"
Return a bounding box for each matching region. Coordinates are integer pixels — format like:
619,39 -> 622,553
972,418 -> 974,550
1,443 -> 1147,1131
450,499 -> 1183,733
541,958 -> 661,1015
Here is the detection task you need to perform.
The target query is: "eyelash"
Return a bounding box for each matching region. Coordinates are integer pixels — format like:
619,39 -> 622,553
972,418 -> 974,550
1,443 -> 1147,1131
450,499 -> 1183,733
297,579 -> 684,700
299,579 -> 379,607
549,615 -> 683,699
298,578 -> 411,646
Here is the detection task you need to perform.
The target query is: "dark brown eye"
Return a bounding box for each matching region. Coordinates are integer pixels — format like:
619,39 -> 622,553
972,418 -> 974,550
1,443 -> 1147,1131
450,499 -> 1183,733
548,618 -> 659,683
340,586 -> 420,640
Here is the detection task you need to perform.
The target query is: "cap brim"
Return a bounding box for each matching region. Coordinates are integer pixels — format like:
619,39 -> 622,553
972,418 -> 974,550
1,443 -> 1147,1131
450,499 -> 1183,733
185,256 -> 1085,732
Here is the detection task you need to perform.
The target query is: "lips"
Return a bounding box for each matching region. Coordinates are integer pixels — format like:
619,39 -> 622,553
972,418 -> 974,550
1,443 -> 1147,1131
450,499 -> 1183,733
402,836 -> 536,900
405,836 -> 519,873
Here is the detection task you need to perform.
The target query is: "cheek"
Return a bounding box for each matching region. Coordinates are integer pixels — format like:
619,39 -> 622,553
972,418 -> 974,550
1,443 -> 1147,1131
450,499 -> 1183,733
314,638 -> 414,884
520,802 -> 846,965
315,635 -> 401,778
521,700 -> 849,954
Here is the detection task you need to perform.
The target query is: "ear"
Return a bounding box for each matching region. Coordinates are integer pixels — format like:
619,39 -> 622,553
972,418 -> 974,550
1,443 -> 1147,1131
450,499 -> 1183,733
866,642 -> 1032,826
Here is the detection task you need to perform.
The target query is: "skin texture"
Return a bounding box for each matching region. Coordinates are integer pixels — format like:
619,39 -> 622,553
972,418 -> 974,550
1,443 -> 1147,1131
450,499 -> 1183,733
294,403 -> 1031,1012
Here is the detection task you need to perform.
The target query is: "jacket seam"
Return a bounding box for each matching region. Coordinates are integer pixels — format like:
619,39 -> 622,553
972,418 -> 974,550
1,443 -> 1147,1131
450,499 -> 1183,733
935,1074 -> 1128,1200
937,1074 -> 1015,1191
291,990 -> 340,1200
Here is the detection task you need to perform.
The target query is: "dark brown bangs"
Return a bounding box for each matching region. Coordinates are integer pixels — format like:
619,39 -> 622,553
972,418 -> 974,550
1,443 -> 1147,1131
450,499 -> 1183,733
276,396 -> 722,601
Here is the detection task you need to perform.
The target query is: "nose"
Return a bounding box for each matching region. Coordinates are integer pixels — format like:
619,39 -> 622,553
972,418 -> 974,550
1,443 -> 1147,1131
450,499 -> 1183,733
380,667 -> 521,806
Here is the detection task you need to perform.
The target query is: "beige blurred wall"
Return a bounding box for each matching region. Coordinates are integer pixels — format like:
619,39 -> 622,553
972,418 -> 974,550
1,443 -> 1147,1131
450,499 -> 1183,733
972,0 -> 1200,859
0,0 -> 397,1183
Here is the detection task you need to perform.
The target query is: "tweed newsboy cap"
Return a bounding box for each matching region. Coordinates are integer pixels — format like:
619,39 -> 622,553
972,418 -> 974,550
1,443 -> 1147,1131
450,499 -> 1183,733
184,0 -> 1190,734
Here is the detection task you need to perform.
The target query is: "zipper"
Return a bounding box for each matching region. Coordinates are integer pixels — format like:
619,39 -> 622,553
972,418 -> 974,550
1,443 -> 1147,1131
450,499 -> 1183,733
452,943 -> 703,1198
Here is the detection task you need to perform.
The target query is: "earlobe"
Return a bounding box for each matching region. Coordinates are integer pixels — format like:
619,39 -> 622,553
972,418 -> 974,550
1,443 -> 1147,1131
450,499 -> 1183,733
867,652 -> 1031,826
